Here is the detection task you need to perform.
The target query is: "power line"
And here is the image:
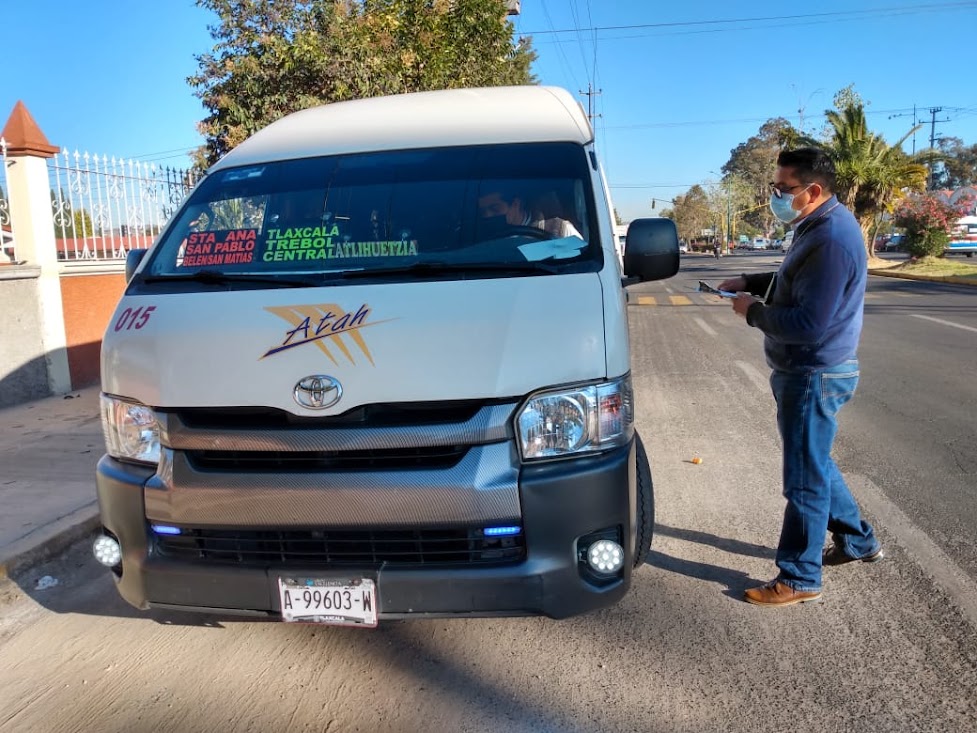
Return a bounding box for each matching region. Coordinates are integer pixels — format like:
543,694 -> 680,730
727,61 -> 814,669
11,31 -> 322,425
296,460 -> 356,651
567,0 -> 592,86
129,146 -> 200,163
888,106 -> 920,154
600,105 -> 967,131
584,0 -> 598,86
528,5 -> 977,47
538,0 -> 582,91
523,2 -> 977,36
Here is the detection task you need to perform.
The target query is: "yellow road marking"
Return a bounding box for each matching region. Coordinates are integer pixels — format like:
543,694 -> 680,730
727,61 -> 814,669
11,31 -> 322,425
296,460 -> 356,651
636,296 -> 657,306
669,295 -> 693,306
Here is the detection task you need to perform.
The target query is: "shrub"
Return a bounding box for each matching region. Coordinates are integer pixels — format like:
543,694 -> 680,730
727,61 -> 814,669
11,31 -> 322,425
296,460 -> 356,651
893,194 -> 973,258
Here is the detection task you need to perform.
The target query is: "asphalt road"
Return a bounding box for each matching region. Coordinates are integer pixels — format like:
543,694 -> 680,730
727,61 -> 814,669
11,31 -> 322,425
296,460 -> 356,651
0,253 -> 975,733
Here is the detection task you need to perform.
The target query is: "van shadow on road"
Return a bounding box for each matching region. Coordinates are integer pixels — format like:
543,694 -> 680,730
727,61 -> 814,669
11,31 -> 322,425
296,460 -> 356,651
4,535 -> 227,628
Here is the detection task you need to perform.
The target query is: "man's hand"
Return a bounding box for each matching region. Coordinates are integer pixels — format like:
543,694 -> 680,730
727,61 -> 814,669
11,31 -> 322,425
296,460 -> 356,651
718,276 -> 746,292
732,292 -> 759,318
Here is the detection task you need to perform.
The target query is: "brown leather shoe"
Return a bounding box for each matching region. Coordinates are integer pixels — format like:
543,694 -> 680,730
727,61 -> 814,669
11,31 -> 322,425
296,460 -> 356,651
743,580 -> 822,607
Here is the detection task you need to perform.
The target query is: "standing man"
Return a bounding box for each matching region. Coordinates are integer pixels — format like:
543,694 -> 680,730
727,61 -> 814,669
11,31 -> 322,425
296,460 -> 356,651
718,147 -> 883,607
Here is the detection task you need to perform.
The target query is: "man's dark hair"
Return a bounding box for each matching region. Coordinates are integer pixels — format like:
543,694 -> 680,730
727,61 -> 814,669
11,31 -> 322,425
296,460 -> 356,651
777,147 -> 836,193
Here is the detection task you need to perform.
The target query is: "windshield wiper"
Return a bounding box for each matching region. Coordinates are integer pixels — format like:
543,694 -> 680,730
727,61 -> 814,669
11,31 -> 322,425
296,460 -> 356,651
141,269 -> 319,288
340,261 -> 559,279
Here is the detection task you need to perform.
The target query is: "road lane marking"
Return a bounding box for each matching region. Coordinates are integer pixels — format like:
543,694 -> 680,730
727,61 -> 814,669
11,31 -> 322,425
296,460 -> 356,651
849,474 -> 977,631
627,294 -> 735,307
694,317 -> 717,336
911,314 -> 977,334
735,360 -> 769,392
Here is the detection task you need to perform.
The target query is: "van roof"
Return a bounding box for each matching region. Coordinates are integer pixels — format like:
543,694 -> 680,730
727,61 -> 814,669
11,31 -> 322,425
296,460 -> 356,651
210,86 -> 594,172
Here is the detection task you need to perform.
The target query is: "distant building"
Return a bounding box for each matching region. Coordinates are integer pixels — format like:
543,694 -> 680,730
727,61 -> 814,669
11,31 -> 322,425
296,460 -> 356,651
934,186 -> 977,214
505,1 -> 520,14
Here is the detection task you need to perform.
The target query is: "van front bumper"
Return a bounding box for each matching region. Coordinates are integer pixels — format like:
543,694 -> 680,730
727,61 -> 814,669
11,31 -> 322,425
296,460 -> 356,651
95,439 -> 638,620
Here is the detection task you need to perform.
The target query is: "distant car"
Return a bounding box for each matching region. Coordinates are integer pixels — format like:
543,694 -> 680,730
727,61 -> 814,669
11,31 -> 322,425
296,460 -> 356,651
883,234 -> 905,252
679,242 -> 688,253
780,231 -> 794,252
750,237 -> 769,250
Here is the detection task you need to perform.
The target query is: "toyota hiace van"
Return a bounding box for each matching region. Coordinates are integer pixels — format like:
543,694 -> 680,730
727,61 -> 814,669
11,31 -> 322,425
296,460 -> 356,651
93,86 -> 679,625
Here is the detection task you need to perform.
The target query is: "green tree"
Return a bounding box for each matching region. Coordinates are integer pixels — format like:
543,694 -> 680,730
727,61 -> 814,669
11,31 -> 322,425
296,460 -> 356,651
189,0 -> 537,167
935,136 -> 977,189
800,92 -> 931,261
668,185 -> 713,245
50,190 -> 99,239
708,173 -> 755,245
722,117 -> 799,234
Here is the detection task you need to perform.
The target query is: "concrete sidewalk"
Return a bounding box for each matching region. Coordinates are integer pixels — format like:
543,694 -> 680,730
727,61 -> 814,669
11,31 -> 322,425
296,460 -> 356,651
0,385 -> 103,580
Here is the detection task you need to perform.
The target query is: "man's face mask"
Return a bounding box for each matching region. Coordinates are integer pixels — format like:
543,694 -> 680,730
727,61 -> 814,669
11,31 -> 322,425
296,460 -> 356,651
477,214 -> 510,240
769,183 -> 811,223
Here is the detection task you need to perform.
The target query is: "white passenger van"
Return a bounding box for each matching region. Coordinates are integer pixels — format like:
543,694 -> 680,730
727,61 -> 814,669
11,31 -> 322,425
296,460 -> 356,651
94,86 -> 679,625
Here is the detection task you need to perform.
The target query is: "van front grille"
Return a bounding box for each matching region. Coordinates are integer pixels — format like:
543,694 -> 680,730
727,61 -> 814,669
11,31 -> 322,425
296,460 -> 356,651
153,526 -> 526,567
186,446 -> 468,472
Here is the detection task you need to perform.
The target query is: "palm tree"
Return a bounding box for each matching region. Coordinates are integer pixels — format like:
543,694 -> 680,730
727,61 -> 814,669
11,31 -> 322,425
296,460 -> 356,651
801,103 -> 932,262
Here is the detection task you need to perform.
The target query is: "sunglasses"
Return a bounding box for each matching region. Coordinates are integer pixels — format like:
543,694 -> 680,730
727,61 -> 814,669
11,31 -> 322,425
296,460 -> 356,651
769,182 -> 808,199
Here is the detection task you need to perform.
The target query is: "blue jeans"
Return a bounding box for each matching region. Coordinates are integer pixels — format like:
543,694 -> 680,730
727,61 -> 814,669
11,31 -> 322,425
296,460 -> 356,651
770,359 -> 879,592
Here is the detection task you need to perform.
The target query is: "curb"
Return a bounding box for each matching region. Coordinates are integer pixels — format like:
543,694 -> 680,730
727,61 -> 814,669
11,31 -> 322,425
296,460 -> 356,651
0,503 -> 100,582
868,269 -> 977,287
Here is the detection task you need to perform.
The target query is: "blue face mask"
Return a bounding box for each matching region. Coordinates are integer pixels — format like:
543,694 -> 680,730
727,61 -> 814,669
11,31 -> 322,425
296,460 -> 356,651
769,186 -> 810,223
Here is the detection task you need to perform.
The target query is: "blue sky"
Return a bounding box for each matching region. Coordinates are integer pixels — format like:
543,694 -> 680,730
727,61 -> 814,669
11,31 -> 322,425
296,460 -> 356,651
4,1 -> 977,222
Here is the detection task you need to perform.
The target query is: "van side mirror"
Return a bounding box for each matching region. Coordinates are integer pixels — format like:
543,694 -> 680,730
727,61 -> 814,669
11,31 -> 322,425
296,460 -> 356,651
623,218 -> 680,282
125,249 -> 149,282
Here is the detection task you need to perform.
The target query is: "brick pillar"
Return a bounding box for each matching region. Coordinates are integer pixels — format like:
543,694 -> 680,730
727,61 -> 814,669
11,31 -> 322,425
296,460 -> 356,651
2,101 -> 72,394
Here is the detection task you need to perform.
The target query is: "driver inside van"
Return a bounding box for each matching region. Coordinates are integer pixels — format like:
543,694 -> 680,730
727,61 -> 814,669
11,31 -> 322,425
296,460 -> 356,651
268,189 -> 327,230
477,188 -> 582,240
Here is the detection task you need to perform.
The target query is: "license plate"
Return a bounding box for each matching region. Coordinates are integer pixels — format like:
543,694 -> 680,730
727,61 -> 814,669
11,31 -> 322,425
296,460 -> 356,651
277,577 -> 378,627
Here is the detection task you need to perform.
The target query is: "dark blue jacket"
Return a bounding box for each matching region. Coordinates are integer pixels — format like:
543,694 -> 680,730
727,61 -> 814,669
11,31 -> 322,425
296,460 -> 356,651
743,196 -> 866,372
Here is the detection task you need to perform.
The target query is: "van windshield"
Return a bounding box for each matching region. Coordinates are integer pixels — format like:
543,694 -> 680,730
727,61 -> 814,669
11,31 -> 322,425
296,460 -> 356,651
139,142 -> 601,286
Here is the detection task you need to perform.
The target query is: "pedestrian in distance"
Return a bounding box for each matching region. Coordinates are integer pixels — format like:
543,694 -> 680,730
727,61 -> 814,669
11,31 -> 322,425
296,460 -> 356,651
718,147 -> 883,607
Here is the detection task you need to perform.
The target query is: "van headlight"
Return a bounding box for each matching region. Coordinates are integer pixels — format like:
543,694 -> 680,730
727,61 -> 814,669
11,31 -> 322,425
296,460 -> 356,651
100,395 -> 160,465
516,376 -> 634,461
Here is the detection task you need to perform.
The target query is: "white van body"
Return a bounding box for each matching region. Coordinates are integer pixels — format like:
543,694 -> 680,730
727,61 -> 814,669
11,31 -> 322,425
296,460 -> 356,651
95,86 -> 678,625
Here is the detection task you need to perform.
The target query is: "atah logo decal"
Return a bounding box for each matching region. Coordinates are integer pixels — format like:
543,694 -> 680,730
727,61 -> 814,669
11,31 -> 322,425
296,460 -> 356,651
262,303 -> 390,365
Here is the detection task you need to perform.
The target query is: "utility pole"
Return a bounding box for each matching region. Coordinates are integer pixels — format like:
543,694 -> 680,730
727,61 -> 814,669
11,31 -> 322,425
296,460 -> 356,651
579,83 -> 602,121
725,181 -> 732,252
925,106 -> 951,189
888,105 -> 919,154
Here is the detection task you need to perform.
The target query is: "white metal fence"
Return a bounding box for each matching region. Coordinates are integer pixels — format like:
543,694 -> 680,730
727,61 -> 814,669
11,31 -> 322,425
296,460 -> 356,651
47,149 -> 199,261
